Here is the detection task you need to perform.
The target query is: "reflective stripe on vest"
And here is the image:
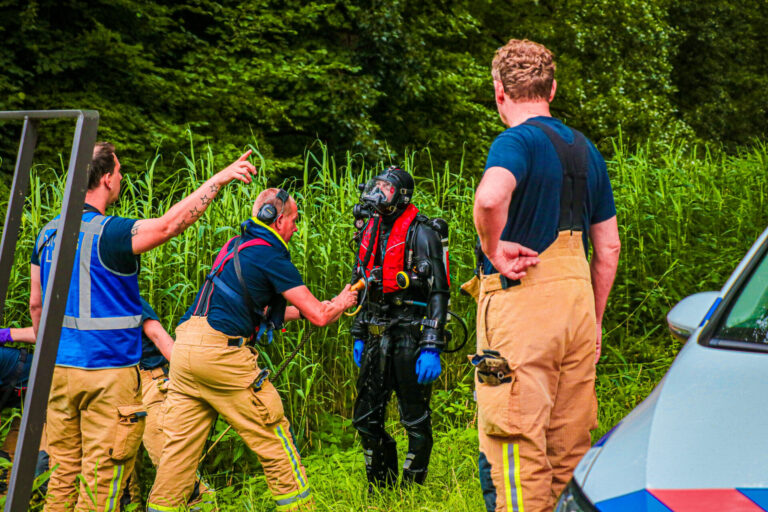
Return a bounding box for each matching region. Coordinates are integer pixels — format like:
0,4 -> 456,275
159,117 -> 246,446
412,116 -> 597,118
41,215 -> 142,331
38,211 -> 142,368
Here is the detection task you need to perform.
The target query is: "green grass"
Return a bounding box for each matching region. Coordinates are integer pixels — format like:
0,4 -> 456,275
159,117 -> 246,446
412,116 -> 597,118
1,135 -> 767,509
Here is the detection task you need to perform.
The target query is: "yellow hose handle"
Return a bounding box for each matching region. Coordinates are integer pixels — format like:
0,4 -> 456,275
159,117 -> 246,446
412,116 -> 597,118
344,278 -> 366,316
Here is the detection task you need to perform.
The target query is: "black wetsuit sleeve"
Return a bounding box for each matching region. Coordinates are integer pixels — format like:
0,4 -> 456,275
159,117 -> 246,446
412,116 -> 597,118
413,224 -> 449,350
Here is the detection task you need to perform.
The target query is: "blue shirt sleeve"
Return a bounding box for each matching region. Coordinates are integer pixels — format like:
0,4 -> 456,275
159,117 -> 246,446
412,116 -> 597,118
484,130 -> 530,184
99,217 -> 139,274
589,145 -> 617,224
256,253 -> 304,294
140,298 -> 160,324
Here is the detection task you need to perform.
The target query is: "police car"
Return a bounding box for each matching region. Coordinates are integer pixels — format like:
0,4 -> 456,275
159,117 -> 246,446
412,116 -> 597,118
556,226 -> 768,512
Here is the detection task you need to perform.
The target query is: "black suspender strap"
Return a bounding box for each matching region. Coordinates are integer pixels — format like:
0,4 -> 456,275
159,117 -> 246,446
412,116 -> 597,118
525,120 -> 589,232
232,235 -> 258,322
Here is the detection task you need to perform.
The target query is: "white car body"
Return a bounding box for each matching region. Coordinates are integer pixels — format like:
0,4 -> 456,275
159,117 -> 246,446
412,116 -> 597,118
558,227 -> 768,512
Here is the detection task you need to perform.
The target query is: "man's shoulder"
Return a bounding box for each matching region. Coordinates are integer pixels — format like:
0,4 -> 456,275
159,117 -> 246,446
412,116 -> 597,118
102,215 -> 138,232
238,239 -> 293,270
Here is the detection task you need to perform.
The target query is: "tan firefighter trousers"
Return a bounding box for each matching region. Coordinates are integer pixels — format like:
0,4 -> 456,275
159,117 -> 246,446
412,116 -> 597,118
126,366 -> 212,506
474,231 -> 598,512
45,365 -> 146,512
126,366 -> 168,502
147,316 -> 311,512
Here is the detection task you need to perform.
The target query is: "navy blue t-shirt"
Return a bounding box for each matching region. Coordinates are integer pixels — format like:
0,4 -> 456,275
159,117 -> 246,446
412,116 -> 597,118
139,298 -> 168,370
482,116 -> 616,274
31,204 -> 139,275
180,219 -> 304,337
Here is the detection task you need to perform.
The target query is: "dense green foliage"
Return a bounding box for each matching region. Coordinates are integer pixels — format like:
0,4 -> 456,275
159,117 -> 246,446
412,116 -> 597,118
1,138 -> 766,508
670,1 -> 768,146
2,0 -> 766,180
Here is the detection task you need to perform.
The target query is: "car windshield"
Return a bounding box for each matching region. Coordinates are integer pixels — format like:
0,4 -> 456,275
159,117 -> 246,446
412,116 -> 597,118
714,251 -> 768,345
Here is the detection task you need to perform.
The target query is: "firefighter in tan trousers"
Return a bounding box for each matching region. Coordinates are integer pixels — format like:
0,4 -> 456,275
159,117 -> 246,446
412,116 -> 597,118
147,188 -> 358,512
124,298 -> 211,507
31,142 -> 257,512
466,39 -> 621,512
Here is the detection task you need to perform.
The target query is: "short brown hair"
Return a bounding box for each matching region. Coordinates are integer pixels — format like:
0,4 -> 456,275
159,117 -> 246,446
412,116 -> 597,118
87,142 -> 116,190
492,39 -> 556,101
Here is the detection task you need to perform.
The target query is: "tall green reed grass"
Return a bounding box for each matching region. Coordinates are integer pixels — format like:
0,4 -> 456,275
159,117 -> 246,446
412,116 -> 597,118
2,136 -> 767,493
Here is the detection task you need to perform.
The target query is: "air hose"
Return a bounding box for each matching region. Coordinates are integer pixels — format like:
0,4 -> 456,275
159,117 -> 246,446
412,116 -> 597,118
402,300 -> 470,354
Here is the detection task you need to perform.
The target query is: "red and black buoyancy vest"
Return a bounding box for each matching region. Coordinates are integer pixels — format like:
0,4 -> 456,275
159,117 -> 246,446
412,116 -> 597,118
358,204 -> 419,294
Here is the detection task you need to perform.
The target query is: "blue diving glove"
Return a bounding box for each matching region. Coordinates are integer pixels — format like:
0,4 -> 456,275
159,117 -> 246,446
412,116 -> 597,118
353,339 -> 365,368
256,322 -> 274,344
415,348 -> 442,385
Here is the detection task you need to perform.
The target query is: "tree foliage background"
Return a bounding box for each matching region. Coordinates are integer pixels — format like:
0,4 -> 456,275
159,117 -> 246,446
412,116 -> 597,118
1,0 -> 766,180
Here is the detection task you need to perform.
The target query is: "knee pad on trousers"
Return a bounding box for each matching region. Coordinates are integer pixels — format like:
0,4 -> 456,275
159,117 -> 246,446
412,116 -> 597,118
479,451 -> 497,512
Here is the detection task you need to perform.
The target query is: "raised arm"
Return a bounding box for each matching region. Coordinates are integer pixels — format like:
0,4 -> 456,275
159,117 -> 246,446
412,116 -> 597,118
474,167 -> 539,278
142,319 -> 174,362
130,151 -> 256,255
282,285 -> 358,327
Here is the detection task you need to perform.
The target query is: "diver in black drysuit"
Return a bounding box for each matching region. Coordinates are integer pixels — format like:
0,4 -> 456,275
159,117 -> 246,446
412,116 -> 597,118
350,167 -> 450,488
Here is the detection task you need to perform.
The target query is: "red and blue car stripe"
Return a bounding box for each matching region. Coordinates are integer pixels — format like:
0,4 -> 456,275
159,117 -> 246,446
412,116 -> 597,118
597,488 -> 768,511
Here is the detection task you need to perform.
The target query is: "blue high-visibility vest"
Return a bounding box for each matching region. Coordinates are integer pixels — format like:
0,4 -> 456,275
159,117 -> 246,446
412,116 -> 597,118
36,210 -> 142,369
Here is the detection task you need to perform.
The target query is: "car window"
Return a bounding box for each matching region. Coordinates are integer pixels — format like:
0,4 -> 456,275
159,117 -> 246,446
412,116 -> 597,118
714,252 -> 768,344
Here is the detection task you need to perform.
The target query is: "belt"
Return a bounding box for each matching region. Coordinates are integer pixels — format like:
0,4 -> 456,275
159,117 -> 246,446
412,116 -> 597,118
176,331 -> 247,348
143,365 -> 169,379
368,324 -> 387,336
479,273 -> 520,294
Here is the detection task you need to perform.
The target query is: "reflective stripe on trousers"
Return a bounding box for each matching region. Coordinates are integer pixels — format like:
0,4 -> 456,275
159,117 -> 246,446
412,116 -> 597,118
475,232 -> 597,512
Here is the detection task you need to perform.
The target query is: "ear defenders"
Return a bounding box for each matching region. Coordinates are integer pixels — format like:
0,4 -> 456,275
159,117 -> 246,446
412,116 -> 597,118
256,188 -> 289,225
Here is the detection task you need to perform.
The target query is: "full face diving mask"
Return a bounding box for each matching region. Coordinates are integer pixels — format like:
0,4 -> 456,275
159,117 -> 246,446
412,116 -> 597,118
360,178 -> 400,216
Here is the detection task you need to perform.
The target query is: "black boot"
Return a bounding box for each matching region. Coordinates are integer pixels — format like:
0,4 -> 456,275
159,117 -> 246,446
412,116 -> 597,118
362,435 -> 398,489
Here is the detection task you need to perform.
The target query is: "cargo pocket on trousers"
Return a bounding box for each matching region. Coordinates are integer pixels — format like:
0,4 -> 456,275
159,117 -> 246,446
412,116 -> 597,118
110,405 -> 147,461
250,381 -> 285,425
475,372 -> 522,437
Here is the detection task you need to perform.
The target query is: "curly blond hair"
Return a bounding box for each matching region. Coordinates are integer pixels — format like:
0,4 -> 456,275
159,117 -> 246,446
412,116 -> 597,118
492,39 -> 556,101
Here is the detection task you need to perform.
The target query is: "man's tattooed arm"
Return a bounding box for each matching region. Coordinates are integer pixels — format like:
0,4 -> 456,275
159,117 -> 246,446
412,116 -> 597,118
130,150 -> 255,255
131,220 -> 143,238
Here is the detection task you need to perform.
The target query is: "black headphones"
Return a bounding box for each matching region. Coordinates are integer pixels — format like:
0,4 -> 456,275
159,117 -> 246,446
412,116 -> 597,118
256,188 -> 289,225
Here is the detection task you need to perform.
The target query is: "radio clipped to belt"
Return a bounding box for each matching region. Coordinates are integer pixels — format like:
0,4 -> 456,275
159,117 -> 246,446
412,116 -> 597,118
469,350 -> 512,386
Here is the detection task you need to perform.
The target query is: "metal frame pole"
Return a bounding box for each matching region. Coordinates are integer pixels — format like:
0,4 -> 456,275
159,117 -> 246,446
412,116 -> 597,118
0,117 -> 38,315
0,110 -> 99,511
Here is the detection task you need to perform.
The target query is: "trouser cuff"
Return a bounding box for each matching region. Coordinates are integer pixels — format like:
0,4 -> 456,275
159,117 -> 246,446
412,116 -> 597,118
273,484 -> 312,511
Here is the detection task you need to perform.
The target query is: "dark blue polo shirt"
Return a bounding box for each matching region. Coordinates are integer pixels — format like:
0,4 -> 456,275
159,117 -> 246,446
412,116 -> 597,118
139,298 -> 168,370
31,204 -> 138,275
180,219 -> 304,337
482,116 -> 616,274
